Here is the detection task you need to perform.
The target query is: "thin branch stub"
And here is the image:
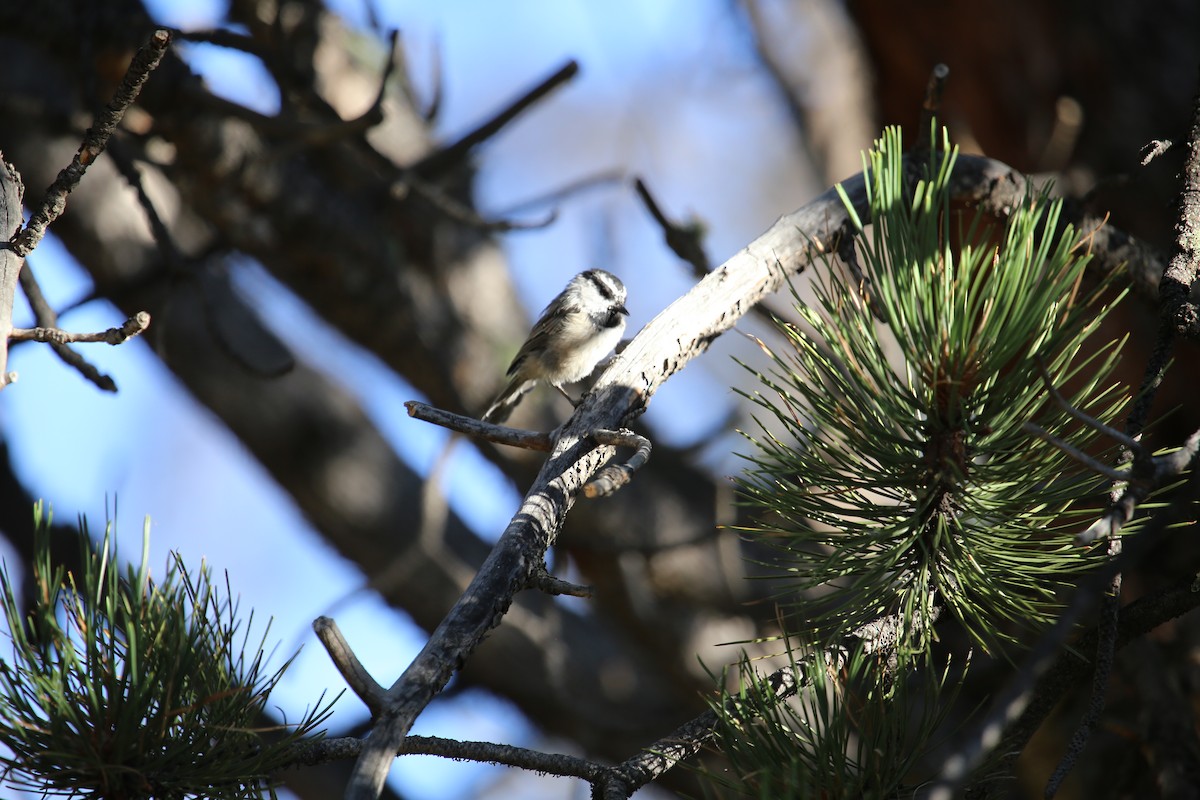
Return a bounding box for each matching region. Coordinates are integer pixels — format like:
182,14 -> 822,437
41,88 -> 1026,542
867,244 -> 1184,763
583,428 -> 652,498
313,616 -> 386,717
404,401 -> 553,451
10,311 -> 151,346
526,565 -> 592,598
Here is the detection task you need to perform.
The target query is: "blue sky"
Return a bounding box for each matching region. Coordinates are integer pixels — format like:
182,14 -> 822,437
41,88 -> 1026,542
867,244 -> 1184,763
2,1 -> 826,797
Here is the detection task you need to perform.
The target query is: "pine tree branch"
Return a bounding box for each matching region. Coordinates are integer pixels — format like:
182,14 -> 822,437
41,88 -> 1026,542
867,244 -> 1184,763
338,153 -> 1017,800
335,152 -> 1168,800
295,733 -> 606,781
956,566 -> 1200,800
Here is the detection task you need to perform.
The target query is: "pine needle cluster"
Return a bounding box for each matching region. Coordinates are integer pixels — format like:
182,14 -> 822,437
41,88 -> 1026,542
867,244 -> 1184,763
737,127 -> 1128,658
0,503 -> 334,799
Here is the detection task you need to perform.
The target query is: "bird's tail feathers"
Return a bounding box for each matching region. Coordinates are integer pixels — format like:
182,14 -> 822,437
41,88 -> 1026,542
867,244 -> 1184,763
481,376 -> 537,424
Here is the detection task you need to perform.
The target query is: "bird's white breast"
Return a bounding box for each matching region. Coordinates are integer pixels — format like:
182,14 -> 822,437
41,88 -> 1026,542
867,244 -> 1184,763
544,313 -> 625,384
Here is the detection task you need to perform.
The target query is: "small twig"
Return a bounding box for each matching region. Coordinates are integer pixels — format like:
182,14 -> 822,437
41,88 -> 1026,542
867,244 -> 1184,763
1076,426 -> 1200,544
10,311 -> 150,345
526,564 -> 592,598
1074,214 -> 1170,302
363,0 -> 385,35
634,177 -> 712,277
923,63 -> 951,115
169,27 -> 265,58
836,230 -> 885,321
1038,97 -> 1085,172
406,402 -> 649,498
17,267 -> 118,392
421,36 -> 444,123
412,59 -> 579,179
1072,327 -> 1172,549
1152,426 -> 1200,478
1025,358 -> 1190,545
634,176 -> 801,326
383,30 -> 443,123
404,401 -> 553,452
582,428 -> 652,498
388,30 -> 422,119
1033,359 -> 1141,450
1128,321 -> 1178,449
313,616 -> 385,717
11,29 -> 171,258
1022,421 -> 1134,484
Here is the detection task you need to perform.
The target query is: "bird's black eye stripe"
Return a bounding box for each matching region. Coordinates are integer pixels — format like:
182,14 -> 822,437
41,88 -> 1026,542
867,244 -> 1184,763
583,269 -> 616,301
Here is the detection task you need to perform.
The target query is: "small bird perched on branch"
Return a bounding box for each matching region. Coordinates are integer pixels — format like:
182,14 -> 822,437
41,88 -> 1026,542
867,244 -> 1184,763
483,269 -> 629,424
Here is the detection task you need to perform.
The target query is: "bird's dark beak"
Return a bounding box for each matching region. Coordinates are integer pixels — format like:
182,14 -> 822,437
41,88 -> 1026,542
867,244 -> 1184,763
616,304 -> 629,316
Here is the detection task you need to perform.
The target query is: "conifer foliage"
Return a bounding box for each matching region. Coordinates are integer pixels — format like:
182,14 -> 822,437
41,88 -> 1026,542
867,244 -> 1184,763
0,503 -> 334,799
723,128 -> 1132,794
739,127 -> 1128,656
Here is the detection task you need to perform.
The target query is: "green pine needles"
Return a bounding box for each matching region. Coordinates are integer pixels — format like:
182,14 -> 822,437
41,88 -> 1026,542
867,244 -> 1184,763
0,503 -> 334,798
706,645 -> 964,798
737,126 -> 1128,657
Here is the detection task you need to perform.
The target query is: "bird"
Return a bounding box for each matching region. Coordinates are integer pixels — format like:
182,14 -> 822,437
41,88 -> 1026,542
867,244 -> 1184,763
482,269 -> 629,424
